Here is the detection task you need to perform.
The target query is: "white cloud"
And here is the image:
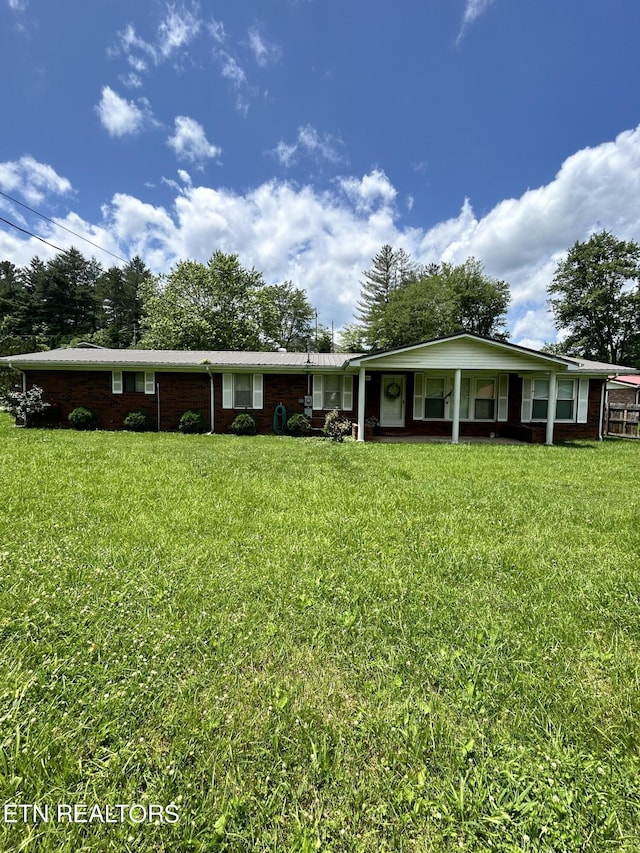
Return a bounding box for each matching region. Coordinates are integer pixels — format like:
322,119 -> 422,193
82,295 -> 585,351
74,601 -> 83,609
0,155 -> 72,204
112,3 -> 202,73
247,26 -> 280,67
157,4 -> 201,60
208,19 -> 226,44
339,170 -> 397,212
96,86 -> 153,137
458,0 -> 498,43
7,0 -> 27,11
6,126 -> 640,348
273,125 -> 344,168
167,117 -> 222,165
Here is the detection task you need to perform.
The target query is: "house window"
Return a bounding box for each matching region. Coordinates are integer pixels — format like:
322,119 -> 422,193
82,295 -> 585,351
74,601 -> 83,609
312,375 -> 353,411
222,374 -> 263,409
124,371 -> 145,393
112,370 -> 154,395
234,374 -> 252,408
474,379 -> 495,420
424,377 -> 446,419
323,375 -> 342,409
532,378 -> 576,421
556,379 -> 575,420
415,373 -> 507,422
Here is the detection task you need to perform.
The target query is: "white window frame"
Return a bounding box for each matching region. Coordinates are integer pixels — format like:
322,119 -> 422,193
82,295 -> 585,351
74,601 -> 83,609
414,373 -> 507,422
423,376 -> 448,420
472,377 -> 497,421
522,376 -> 588,423
112,370 -> 155,395
312,375 -> 353,411
222,373 -> 263,409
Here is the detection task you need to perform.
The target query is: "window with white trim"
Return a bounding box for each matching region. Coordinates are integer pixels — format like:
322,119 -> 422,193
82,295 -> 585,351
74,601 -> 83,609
124,371 -> 145,393
312,375 -> 353,411
222,374 -> 263,409
112,370 -> 155,395
532,378 -> 576,421
424,377 -> 446,419
415,374 -> 506,421
474,378 -> 495,420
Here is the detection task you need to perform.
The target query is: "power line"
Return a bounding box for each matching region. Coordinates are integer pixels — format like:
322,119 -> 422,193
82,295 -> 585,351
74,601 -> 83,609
0,215 -> 68,255
0,189 -> 129,264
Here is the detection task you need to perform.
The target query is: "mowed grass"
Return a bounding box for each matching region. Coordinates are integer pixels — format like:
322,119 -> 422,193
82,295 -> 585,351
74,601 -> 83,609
0,413 -> 639,852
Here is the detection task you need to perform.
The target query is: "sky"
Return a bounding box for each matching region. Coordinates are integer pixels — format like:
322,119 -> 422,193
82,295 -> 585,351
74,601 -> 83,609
1,0 -> 640,349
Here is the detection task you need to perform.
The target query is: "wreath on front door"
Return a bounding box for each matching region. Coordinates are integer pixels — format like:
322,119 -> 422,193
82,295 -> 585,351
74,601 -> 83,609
385,381 -> 402,400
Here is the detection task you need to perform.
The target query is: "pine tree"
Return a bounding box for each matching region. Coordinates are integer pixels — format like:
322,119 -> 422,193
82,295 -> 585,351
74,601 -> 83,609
357,245 -> 417,349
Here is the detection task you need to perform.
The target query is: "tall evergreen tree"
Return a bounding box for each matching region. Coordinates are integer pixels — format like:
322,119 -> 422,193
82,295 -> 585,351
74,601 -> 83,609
30,248 -> 102,345
356,245 -> 417,349
95,256 -> 151,347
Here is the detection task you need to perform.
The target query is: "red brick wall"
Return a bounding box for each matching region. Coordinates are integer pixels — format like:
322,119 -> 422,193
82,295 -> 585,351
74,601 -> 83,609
368,372 -> 604,443
24,368 -> 604,441
608,387 -> 639,405
25,369 -> 359,434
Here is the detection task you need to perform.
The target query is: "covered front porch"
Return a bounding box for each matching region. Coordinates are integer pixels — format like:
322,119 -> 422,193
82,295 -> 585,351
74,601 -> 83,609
347,335 -> 599,446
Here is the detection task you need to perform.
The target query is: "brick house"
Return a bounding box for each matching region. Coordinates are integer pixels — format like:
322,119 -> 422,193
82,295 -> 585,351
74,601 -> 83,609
2,334 -> 636,444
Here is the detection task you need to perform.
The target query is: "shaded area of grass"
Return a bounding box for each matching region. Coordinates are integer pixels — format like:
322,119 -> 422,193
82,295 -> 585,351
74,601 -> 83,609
0,415 -> 639,851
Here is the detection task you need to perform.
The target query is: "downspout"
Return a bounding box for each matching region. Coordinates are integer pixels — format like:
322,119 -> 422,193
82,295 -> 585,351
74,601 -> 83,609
156,381 -> 161,432
205,367 -> 215,433
598,378 -> 606,441
7,364 -> 26,392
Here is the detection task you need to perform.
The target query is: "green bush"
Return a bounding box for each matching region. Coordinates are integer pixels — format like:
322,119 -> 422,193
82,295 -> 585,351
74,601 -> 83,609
123,410 -> 151,432
286,413 -> 312,437
323,408 -> 352,442
179,410 -> 207,434
68,407 -> 98,431
230,413 -> 257,436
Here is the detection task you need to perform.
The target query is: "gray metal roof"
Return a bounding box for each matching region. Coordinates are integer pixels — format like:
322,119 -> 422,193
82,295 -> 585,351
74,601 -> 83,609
2,340 -> 635,375
1,348 -> 358,370
561,355 -> 638,374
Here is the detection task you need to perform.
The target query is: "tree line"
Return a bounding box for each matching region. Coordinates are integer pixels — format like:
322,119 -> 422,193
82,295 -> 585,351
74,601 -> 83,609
0,249 -> 328,357
1,230 -> 639,365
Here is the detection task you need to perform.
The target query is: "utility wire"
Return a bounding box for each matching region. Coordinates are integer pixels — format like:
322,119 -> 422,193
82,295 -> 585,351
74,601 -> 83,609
0,189 -> 129,264
0,215 -> 68,255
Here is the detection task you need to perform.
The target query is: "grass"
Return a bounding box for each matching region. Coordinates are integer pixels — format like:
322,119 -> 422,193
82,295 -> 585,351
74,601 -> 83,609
0,412 -> 639,851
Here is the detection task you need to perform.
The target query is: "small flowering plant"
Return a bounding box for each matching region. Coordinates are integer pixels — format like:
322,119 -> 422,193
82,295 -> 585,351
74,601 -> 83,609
0,385 -> 50,427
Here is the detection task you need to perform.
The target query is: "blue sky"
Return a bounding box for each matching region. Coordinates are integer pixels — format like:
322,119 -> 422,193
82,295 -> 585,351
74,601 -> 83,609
1,0 -> 640,348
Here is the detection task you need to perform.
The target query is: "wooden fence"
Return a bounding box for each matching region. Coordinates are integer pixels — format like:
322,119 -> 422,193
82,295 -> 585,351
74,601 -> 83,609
606,403 -> 640,438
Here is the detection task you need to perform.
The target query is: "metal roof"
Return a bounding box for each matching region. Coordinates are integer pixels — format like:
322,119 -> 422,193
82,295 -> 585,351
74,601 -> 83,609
2,338 -> 636,375
1,348 -> 358,370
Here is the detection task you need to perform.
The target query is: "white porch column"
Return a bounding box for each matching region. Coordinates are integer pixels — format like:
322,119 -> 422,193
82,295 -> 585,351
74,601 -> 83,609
451,368 -> 462,444
545,371 -> 557,446
357,367 -> 366,442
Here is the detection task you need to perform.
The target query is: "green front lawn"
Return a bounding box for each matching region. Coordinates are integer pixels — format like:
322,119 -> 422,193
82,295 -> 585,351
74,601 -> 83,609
0,414 -> 639,851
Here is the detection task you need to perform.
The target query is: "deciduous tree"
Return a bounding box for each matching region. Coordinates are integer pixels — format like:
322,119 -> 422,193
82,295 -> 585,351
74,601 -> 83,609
548,231 -> 640,365
256,281 -> 315,351
140,252 -> 263,350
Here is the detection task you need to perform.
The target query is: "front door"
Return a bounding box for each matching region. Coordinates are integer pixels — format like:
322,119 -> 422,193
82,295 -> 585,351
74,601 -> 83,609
380,374 -> 405,427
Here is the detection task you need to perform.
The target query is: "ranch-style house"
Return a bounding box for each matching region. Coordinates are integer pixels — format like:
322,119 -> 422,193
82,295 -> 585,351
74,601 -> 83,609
2,333 -> 636,444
